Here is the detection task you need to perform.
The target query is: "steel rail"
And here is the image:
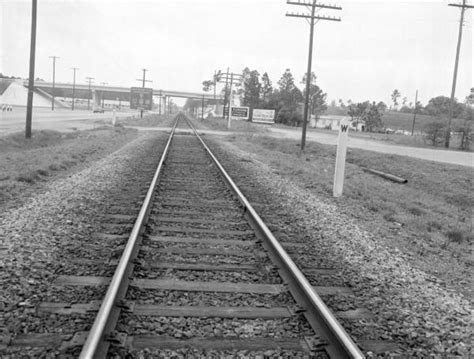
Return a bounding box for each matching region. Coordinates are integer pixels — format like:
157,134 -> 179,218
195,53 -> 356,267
79,119 -> 179,359
185,116 -> 364,358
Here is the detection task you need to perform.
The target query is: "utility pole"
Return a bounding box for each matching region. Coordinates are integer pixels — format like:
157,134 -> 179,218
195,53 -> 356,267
25,0 -> 37,139
221,68 -> 229,119
85,76 -> 94,111
445,0 -> 473,148
411,90 -> 418,136
49,56 -> 59,111
71,67 -> 79,111
201,94 -> 205,119
136,69 -> 152,118
159,90 -> 162,115
100,82 -> 107,109
218,69 -> 243,121
286,0 -> 341,150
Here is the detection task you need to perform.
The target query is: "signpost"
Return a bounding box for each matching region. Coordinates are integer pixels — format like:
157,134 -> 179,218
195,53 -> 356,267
333,118 -> 350,197
230,106 -> 249,119
227,106 -> 249,129
252,109 -> 275,124
130,87 -> 153,112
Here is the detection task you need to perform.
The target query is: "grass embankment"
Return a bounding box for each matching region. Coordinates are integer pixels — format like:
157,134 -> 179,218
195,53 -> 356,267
0,127 -> 138,207
204,121 -> 472,299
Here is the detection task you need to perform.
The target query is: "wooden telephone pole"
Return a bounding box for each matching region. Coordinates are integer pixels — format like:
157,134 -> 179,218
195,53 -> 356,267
286,0 -> 341,150
25,0 -> 37,139
218,70 -> 243,121
445,0 -> 473,148
136,68 -> 152,118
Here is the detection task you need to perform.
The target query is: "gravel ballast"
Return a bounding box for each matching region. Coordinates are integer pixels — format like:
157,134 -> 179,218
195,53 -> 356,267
207,137 -> 472,357
0,132 -> 167,357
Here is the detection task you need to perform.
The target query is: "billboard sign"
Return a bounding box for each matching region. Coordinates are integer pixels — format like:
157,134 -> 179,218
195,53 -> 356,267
230,106 -> 250,120
130,87 -> 153,110
252,109 -> 275,124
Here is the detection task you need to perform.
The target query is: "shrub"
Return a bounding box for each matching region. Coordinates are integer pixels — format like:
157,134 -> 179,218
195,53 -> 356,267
423,121 -> 446,146
276,107 -> 302,127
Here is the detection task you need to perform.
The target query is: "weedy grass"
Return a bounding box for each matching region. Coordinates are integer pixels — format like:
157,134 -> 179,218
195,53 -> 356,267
217,130 -> 473,298
0,128 -> 139,206
116,113 -> 176,127
193,116 -> 270,134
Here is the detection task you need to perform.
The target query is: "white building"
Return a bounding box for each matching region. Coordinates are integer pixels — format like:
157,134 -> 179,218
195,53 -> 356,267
312,115 -> 365,131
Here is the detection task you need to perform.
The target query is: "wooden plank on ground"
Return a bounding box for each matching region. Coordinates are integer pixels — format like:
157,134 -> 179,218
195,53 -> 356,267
131,279 -> 284,294
10,333 -> 64,347
156,217 -> 246,226
148,261 -> 258,272
129,336 -> 309,352
37,302 -> 100,314
160,201 -> 241,211
143,246 -> 255,257
131,304 -> 292,318
55,275 -> 110,287
155,226 -> 253,236
148,236 -> 255,246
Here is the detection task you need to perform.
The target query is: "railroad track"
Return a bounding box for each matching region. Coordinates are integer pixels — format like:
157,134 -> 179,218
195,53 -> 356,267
20,114 -> 365,357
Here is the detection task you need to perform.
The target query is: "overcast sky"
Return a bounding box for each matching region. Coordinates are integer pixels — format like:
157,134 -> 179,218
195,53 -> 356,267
1,0 -> 472,106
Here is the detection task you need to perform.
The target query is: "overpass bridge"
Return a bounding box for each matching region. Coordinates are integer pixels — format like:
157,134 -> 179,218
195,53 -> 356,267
23,80 -> 223,110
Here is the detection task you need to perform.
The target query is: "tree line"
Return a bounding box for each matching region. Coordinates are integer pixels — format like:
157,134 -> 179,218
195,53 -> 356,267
202,68 -> 327,127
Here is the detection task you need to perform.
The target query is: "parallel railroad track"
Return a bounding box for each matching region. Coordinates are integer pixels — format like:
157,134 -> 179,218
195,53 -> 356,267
7,114 -> 368,358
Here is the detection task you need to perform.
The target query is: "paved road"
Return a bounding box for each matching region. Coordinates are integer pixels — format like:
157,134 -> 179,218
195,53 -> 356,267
267,127 -> 473,168
0,108 -> 134,135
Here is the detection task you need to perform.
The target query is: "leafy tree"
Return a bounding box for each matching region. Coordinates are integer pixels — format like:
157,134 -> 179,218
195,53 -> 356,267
391,89 -> 401,110
202,70 -> 222,93
202,80 -> 214,92
260,72 -> 273,104
348,101 -> 383,132
241,68 -> 261,109
456,106 -> 473,150
402,96 -> 408,106
338,99 -> 345,108
276,106 -> 302,127
425,96 -> 464,119
277,69 -> 302,107
424,121 -> 446,146
376,101 -> 387,113
301,72 -> 327,119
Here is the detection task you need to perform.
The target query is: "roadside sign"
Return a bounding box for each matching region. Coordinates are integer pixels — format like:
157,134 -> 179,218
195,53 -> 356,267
230,106 -> 250,120
252,109 -> 275,124
130,87 -> 153,110
333,118 -> 350,197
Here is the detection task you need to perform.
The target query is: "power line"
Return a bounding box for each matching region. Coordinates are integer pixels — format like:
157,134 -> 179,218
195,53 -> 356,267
445,0 -> 473,148
136,69 -> 152,118
136,68 -> 152,88
218,69 -> 243,120
286,0 -> 341,151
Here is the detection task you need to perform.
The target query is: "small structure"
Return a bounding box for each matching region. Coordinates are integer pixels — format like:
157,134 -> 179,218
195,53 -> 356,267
313,115 -> 365,131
